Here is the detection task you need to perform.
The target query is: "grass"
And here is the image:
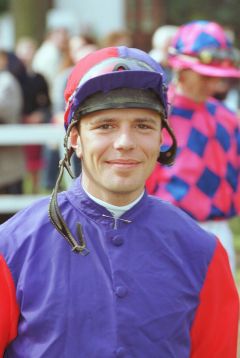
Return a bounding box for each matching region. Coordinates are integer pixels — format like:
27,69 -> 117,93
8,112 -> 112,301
230,217 -> 240,286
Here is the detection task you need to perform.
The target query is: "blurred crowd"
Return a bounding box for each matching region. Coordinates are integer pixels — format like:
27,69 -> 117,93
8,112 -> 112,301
0,26 -> 134,207
1,22 -> 240,235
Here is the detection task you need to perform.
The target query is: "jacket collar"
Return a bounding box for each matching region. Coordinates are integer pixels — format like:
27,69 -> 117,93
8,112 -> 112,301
65,177 -> 149,228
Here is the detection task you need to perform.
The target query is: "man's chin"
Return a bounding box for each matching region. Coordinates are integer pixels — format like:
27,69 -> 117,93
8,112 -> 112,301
106,181 -> 143,195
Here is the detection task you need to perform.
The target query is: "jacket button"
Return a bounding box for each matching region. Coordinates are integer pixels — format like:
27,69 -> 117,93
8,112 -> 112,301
115,286 -> 128,298
115,346 -> 126,357
112,235 -> 124,246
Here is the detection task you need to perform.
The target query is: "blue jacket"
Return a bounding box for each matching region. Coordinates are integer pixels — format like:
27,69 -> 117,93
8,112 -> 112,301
0,179 -> 238,357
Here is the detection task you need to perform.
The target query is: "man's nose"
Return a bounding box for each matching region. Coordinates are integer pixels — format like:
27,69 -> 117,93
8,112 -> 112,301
113,129 -> 136,150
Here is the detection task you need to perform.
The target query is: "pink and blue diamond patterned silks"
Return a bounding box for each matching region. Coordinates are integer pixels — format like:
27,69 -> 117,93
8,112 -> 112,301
146,89 -> 240,221
172,20 -> 231,55
168,20 -> 240,78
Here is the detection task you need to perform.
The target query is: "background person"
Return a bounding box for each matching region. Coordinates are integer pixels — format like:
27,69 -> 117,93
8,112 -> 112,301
100,29 -> 133,48
0,49 -> 24,223
32,26 -> 69,191
15,37 -> 51,193
146,20 -> 240,274
0,46 -> 238,357
149,24 -> 178,83
32,26 -> 69,97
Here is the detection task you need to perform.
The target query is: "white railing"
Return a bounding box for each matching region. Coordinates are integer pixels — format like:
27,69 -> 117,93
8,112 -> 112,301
0,124 -> 65,213
0,123 -> 64,145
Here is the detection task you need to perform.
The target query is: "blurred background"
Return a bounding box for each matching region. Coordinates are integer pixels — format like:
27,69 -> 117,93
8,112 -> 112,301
0,0 -> 239,51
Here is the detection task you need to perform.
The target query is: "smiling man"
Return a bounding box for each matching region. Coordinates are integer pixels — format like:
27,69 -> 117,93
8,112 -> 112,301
70,101 -> 163,205
0,46 -> 238,357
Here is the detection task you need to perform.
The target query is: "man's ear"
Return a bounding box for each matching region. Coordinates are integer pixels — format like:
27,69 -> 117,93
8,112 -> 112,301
70,126 -> 82,158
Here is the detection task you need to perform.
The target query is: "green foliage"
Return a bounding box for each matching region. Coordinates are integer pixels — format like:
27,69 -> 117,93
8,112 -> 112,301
231,217 -> 240,286
231,217 -> 240,251
166,0 -> 240,34
0,0 -> 9,13
166,0 -> 240,25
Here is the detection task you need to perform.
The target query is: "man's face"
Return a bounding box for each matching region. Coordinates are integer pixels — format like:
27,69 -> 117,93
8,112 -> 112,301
179,69 -> 221,102
70,108 -> 162,205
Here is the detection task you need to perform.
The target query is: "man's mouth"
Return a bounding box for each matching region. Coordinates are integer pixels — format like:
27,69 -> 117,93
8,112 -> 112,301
106,159 -> 140,167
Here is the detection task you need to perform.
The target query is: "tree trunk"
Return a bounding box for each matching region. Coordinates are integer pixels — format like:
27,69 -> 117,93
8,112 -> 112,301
10,0 -> 51,45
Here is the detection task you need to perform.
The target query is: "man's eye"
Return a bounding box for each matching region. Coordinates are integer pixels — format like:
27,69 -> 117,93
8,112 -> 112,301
97,124 -> 113,130
137,123 -> 151,129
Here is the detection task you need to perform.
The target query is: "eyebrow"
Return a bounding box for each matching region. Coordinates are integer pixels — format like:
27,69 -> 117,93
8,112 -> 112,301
85,117 -> 115,128
88,116 -> 160,125
89,117 -> 115,124
134,117 -> 160,124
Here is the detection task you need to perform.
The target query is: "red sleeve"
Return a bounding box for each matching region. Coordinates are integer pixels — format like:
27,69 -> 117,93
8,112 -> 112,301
190,240 -> 239,358
0,255 -> 19,355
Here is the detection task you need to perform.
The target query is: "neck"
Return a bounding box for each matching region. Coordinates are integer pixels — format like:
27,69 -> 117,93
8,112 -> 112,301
84,186 -> 144,218
81,175 -> 144,206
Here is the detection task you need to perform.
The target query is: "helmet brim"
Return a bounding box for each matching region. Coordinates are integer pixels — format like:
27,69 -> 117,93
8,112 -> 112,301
64,70 -> 167,129
169,56 -> 240,78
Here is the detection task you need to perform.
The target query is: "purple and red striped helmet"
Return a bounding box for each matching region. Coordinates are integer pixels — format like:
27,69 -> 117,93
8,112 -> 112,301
168,20 -> 240,78
64,46 -> 168,130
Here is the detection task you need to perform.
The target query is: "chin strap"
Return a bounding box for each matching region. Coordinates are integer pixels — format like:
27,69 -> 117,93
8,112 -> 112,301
157,118 -> 177,165
48,120 -> 90,255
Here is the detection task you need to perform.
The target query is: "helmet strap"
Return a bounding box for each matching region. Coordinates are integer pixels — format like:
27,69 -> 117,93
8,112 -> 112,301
48,119 -> 90,255
158,118 -> 177,165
